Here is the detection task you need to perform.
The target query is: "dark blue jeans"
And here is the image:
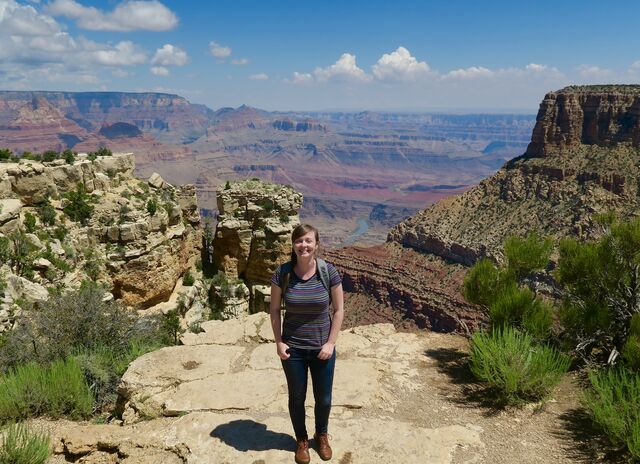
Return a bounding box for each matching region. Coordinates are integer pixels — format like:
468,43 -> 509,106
281,346 -> 336,439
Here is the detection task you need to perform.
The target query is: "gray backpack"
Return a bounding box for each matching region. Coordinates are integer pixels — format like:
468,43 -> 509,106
279,258 -> 332,304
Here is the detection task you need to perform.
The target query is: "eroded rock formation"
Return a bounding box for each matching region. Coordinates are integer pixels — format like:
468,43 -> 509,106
210,180 -> 301,317
0,154 -> 201,326
389,85 -> 640,264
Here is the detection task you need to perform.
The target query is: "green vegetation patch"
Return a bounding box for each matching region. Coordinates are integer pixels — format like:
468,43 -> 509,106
584,368 -> 640,459
0,358 -> 93,423
470,327 -> 570,406
0,422 -> 51,464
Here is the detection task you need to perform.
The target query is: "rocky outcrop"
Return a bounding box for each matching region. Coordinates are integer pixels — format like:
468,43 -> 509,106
211,179 -> 302,317
389,85 -> 640,264
325,242 -> 482,333
526,85 -> 640,157
213,180 -> 301,283
0,154 -> 201,321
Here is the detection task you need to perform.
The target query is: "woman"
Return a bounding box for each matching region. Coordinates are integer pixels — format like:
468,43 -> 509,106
270,224 -> 344,464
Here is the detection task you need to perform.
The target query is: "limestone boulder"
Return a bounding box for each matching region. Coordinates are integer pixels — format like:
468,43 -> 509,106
6,274 -> 49,303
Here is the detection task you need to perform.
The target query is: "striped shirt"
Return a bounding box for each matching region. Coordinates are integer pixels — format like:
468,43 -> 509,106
272,261 -> 342,349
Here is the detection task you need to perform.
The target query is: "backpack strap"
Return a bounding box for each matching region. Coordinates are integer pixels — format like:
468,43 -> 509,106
279,261 -> 293,305
316,258 -> 332,303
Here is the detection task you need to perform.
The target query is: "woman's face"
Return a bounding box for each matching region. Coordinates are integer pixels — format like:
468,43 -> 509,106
293,231 -> 318,260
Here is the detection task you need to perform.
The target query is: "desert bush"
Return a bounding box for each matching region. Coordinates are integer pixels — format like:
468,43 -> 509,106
42,151 -> 58,163
489,284 -> 552,339
0,282 -> 137,369
0,148 -> 11,161
0,358 -> 93,423
504,232 -> 553,279
146,198 -> 158,215
36,200 -> 56,226
182,270 -> 195,286
23,212 -> 36,233
75,341 -> 162,412
584,367 -> 640,459
0,422 -> 50,464
556,218 -> 640,364
62,183 -> 95,225
469,327 -> 570,405
63,149 -> 75,165
161,309 -> 183,345
622,314 -> 640,371
463,258 -> 510,307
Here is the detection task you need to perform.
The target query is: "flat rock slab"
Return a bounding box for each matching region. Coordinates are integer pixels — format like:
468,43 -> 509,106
50,412 -> 483,464
120,345 -> 244,391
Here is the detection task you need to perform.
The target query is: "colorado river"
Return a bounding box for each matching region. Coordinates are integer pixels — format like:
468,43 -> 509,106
339,218 -> 370,247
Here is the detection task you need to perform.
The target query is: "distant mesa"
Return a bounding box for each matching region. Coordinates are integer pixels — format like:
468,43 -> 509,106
99,122 -> 143,139
525,84 -> 640,157
272,118 -> 326,132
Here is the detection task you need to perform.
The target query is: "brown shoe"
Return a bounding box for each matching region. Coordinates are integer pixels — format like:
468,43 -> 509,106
314,433 -> 332,461
295,437 -> 310,464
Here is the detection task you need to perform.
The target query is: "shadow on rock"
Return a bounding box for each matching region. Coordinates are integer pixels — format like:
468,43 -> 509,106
554,408 -> 628,464
211,420 -> 294,452
424,347 -> 504,416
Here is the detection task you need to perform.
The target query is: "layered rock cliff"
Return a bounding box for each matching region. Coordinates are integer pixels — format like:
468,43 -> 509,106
0,153 -> 201,331
210,179 -> 302,316
389,85 -> 640,264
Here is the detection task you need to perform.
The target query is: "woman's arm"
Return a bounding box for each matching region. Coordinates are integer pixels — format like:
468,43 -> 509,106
270,283 -> 290,360
318,283 -> 344,360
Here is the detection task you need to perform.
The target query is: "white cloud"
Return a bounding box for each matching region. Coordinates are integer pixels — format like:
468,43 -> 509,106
444,66 -> 494,79
152,44 -> 187,66
0,1 -> 156,87
372,46 -> 430,81
631,61 -> 640,70
91,40 -> 146,66
209,41 -> 231,59
0,0 -> 59,35
150,66 -> 169,76
47,0 -> 178,32
288,71 -> 313,84
577,64 -> 615,81
232,58 -> 248,65
313,53 -> 371,83
249,73 -> 268,80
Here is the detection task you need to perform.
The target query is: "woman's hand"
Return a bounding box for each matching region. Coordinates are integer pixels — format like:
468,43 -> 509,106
277,341 -> 290,360
317,342 -> 335,360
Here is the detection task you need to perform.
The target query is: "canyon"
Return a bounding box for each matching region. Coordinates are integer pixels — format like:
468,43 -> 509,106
0,91 -> 535,246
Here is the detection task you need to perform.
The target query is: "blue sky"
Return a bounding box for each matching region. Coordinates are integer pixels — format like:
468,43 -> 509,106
1,0 -> 639,112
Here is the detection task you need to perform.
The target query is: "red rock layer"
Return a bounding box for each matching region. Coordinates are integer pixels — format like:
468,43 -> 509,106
325,242 -> 484,334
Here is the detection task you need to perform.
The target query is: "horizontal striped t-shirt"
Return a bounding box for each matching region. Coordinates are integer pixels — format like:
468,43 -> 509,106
271,261 -> 342,349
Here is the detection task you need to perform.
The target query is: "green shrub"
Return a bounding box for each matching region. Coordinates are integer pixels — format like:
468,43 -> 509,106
37,200 -> 56,226
0,422 -> 50,464
584,368 -> 640,459
74,341 -> 161,412
161,309 -> 183,345
23,212 -> 36,233
53,225 -> 67,241
462,258 -> 507,307
622,314 -> 640,371
182,270 -> 195,286
224,180 -> 231,190
62,183 -> 95,225
0,282 -> 137,368
489,285 -> 552,339
469,327 -> 570,405
0,148 -> 12,161
0,358 -> 92,423
63,149 -> 75,165
42,151 -> 58,162
556,218 -> 640,363
146,198 -> 158,216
